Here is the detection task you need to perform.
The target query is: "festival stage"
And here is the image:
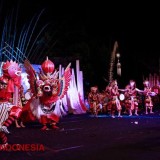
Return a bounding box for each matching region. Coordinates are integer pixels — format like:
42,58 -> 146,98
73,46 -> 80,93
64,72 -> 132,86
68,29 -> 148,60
1,110 -> 160,160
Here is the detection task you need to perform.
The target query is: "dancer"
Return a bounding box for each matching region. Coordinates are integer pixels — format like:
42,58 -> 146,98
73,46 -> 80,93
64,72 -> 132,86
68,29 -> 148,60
123,84 -> 132,114
88,86 -> 102,117
126,80 -> 143,116
107,80 -> 122,118
143,80 -> 155,114
0,60 -> 22,148
20,57 -> 71,131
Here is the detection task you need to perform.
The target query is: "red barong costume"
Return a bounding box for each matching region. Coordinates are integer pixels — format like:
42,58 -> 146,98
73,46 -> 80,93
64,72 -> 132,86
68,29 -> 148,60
21,58 -> 71,131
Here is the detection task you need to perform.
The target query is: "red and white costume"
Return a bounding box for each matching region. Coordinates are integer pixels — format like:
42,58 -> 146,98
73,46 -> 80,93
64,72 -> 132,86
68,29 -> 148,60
126,80 -> 143,116
143,80 -> 154,114
107,80 -> 122,118
123,85 -> 132,114
0,60 -> 22,148
21,58 -> 71,130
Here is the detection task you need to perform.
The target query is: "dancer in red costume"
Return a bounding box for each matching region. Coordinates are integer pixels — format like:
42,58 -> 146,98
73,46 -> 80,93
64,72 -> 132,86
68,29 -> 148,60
126,80 -> 143,116
0,60 -> 22,148
123,84 -> 132,114
143,80 -> 156,114
107,80 -> 122,118
21,57 -> 71,131
88,86 -> 102,117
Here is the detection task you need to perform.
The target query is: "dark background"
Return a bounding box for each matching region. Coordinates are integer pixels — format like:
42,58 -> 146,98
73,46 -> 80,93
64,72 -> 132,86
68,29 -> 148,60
0,0 -> 160,90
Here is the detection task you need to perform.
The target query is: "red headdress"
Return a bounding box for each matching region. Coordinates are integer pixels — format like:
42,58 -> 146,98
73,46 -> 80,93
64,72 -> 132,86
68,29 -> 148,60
41,57 -> 55,75
129,80 -> 136,88
143,80 -> 150,87
1,60 -> 21,92
91,86 -> 98,92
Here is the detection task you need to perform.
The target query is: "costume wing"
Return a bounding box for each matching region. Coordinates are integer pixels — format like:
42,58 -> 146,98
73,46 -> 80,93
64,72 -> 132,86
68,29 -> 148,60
24,59 -> 37,96
58,63 -> 71,99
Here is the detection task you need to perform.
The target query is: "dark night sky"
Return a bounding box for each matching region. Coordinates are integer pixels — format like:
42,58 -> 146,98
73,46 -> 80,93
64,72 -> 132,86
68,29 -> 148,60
1,0 -> 160,89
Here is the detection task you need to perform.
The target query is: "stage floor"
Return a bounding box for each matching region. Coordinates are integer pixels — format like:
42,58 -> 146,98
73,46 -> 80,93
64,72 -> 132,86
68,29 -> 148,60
1,110 -> 160,160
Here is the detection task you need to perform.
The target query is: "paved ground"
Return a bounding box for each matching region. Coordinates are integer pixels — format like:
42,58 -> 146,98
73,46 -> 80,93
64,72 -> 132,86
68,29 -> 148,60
1,110 -> 160,160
